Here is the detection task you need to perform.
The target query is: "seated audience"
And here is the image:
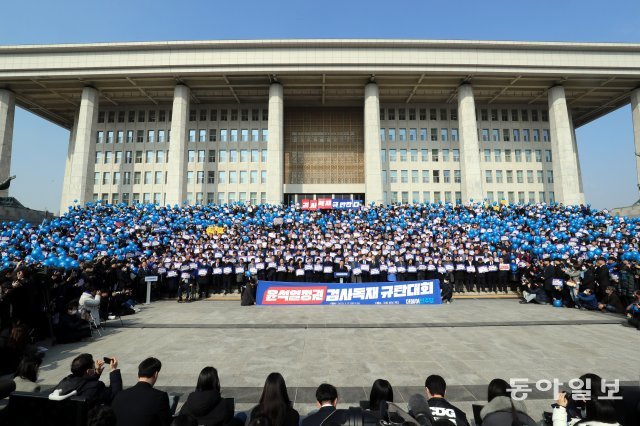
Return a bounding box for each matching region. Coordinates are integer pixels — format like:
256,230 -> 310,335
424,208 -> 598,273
553,392 -> 619,426
52,353 -> 121,405
248,372 -> 299,426
576,289 -> 598,310
425,375 -> 469,426
367,378 -> 394,417
479,378 -> 535,426
301,383 -> 338,426
111,357 -> 172,426
13,352 -> 43,392
598,286 -> 625,314
179,366 -> 233,426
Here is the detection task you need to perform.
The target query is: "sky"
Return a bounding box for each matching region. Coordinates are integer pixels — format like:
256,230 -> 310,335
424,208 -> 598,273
2,0 -> 640,213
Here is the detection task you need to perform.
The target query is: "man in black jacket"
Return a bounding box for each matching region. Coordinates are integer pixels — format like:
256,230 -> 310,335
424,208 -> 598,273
301,383 -> 339,426
598,286 -> 626,314
595,258 -> 611,299
52,353 -> 122,406
112,357 -> 172,426
425,375 -> 469,426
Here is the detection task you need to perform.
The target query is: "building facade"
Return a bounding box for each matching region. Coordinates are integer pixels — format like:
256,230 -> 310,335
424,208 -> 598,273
0,39 -> 638,213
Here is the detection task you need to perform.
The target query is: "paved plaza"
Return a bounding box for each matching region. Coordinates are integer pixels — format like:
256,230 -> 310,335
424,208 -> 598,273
35,299 -> 639,421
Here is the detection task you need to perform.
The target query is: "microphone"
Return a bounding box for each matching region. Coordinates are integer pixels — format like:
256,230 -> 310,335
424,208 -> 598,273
408,394 -> 433,426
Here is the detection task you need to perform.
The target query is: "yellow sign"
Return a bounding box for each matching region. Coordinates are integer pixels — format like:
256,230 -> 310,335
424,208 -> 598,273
206,226 -> 225,236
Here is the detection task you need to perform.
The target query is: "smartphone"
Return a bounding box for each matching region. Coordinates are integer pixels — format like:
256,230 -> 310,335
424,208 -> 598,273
103,357 -> 112,364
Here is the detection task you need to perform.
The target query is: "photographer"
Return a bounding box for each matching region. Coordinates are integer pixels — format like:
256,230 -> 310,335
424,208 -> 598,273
52,353 -> 121,406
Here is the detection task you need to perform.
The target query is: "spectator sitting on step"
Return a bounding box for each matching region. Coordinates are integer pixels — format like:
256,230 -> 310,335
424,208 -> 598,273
13,352 -> 43,392
424,375 -> 469,426
479,378 -> 535,426
366,379 -> 394,420
111,357 -> 172,426
597,286 -> 625,314
301,383 -> 339,426
179,366 -> 233,426
576,288 -> 598,310
248,372 -> 299,426
625,290 -> 640,330
519,276 -> 548,305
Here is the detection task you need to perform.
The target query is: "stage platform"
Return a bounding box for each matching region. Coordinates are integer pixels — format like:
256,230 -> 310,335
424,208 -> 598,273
35,299 -> 638,422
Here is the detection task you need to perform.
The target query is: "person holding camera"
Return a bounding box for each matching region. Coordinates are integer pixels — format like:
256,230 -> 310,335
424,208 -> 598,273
51,353 -> 121,406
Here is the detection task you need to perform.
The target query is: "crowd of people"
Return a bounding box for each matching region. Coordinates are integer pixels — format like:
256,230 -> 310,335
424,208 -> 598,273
0,201 -> 639,424
0,201 -> 639,332
0,352 -> 633,425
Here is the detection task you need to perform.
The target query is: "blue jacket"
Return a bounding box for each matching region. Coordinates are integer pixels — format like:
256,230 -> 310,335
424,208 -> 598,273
577,292 -> 598,309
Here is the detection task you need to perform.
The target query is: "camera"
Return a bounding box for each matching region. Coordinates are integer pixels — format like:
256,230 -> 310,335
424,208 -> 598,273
103,357 -> 112,364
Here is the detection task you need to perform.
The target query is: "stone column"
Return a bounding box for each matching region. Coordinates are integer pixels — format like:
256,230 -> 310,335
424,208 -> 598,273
166,84 -> 190,206
457,84 -> 483,202
0,89 -> 15,198
364,83 -> 384,205
548,85 -> 585,205
266,83 -> 284,205
60,87 -> 99,212
59,111 -> 80,214
631,89 -> 640,198
568,110 -> 585,200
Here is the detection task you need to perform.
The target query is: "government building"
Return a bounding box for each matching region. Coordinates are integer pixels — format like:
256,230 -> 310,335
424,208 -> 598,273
0,39 -> 639,213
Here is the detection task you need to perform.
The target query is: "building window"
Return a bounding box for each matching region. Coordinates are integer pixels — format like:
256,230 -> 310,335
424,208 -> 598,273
494,149 -> 501,162
543,129 -> 550,142
208,150 -> 217,162
484,149 -> 491,162
485,170 -> 493,183
388,109 -> 395,120
198,150 -> 206,163
451,128 -> 458,142
547,170 -> 554,183
506,170 -> 513,183
482,129 -> 489,141
400,170 -> 408,183
433,170 -> 440,183
496,170 -> 503,183
420,128 -> 427,141
432,149 -> 439,162
430,128 -> 438,142
96,131 -> 104,144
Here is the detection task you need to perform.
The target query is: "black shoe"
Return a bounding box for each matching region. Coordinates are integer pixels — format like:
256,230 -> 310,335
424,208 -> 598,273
519,300 -> 528,304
